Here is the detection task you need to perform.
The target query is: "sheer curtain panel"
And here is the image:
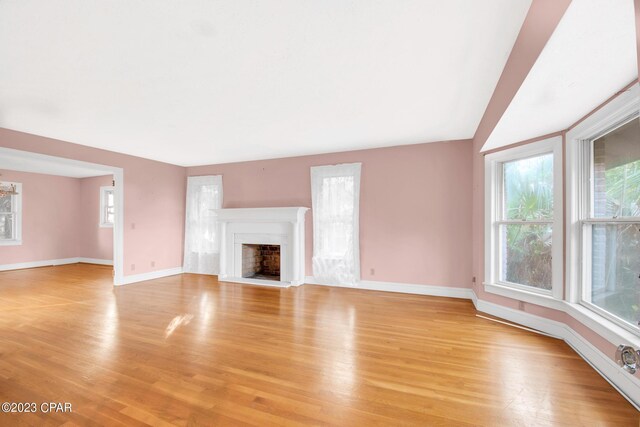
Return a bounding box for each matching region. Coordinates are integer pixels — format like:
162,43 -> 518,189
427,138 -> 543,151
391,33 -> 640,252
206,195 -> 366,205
183,175 -> 223,274
310,163 -> 361,285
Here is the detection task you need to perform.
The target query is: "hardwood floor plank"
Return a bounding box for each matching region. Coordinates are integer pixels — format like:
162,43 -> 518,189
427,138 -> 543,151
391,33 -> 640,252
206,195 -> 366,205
0,264 -> 637,426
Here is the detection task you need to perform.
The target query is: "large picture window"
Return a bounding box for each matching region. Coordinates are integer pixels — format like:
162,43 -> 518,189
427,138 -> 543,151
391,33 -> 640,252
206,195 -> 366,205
580,115 -> 640,331
0,182 -> 22,245
485,137 -> 563,300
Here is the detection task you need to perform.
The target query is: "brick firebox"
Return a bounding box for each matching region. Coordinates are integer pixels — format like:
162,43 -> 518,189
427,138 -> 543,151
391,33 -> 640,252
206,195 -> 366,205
242,244 -> 281,280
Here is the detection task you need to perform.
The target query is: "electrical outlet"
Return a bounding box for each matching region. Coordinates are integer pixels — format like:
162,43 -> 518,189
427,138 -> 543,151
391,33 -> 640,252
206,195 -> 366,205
370,268 -> 375,275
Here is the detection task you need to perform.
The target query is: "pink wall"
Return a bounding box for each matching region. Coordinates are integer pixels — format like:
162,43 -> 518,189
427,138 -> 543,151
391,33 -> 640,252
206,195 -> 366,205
188,140 -> 474,288
0,170 -> 81,264
79,175 -> 113,260
0,128 -> 186,277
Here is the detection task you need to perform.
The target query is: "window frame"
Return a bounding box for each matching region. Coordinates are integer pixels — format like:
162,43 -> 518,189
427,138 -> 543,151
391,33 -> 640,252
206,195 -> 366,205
100,185 -> 115,228
0,182 -> 23,246
566,85 -> 640,336
484,136 -> 564,303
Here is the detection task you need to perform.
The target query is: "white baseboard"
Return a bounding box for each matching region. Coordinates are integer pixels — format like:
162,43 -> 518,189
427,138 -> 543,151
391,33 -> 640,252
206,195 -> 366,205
78,258 -> 113,266
474,293 -> 640,410
0,257 -> 80,272
116,267 -> 184,286
304,276 -> 474,300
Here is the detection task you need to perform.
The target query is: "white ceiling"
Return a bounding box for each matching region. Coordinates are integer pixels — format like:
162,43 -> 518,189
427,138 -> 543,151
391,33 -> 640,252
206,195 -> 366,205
483,0 -> 638,152
0,0 -> 531,166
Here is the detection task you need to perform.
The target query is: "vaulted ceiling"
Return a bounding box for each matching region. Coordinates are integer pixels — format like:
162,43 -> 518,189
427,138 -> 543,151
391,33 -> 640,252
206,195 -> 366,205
483,0 -> 638,151
0,0 -> 531,166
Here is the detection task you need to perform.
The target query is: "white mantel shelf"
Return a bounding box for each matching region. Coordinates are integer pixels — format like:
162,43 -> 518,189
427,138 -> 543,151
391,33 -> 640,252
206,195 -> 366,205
216,207 -> 309,287
216,207 -> 308,223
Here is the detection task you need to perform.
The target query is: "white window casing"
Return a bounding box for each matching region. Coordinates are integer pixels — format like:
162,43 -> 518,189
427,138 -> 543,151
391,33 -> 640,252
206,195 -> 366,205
484,136 -> 564,303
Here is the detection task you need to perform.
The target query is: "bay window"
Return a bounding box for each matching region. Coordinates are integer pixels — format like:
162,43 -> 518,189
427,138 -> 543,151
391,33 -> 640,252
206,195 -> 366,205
573,114 -> 639,332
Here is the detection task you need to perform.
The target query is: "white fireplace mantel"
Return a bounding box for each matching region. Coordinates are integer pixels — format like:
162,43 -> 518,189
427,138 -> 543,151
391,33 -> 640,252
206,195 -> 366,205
216,207 -> 309,287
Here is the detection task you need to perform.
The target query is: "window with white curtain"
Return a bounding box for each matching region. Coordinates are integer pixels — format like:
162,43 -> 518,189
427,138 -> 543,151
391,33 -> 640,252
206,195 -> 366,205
310,163 -> 361,285
183,175 -> 223,275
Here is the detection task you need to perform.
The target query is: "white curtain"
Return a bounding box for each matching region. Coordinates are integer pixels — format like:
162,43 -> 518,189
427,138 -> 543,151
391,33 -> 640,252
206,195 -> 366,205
311,163 -> 361,285
183,175 -> 223,274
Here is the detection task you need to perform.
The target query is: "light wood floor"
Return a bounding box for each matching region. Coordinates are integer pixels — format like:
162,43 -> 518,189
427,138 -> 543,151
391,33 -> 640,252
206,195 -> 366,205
0,264 -> 637,426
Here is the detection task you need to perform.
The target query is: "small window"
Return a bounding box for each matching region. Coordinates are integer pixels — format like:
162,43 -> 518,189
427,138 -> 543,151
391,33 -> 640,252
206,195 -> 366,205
100,186 -> 115,228
0,181 -> 22,245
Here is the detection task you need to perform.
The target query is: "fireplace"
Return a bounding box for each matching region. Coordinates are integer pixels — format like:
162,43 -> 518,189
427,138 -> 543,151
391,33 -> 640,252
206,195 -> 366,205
216,207 -> 308,287
242,244 -> 281,281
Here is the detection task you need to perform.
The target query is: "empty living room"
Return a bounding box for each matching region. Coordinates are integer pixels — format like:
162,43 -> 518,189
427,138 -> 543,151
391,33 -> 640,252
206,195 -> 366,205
1,0 -> 640,425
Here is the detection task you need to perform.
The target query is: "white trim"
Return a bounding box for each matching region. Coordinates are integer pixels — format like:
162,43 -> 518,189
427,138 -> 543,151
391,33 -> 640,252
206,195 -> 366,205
483,282 -> 566,311
484,136 -> 564,301
116,267 -> 183,286
0,239 -> 22,246
304,276 -> 474,299
78,258 -> 113,266
475,296 -> 640,410
0,147 -> 124,286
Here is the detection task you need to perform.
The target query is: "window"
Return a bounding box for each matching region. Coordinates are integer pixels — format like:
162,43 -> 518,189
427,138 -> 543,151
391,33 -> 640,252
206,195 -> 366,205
579,115 -> 640,331
485,137 -> 563,300
100,186 -> 115,228
0,182 -> 22,245
183,175 -> 223,275
311,163 -> 361,285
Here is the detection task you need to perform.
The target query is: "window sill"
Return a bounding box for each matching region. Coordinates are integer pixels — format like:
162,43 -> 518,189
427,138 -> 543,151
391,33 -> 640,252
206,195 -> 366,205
484,281 -> 640,349
484,282 -> 565,311
0,239 -> 22,246
99,223 -> 114,229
